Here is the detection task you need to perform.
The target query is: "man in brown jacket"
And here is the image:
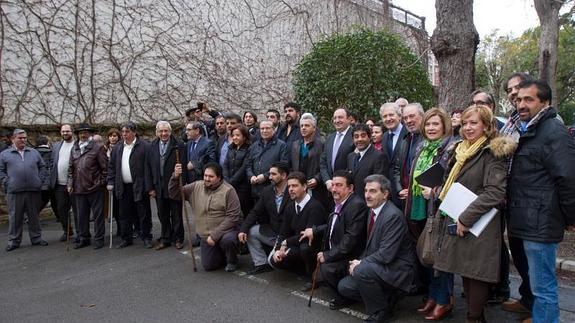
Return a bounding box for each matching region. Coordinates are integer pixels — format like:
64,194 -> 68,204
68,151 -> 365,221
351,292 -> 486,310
68,123 -> 108,250
170,161 -> 241,272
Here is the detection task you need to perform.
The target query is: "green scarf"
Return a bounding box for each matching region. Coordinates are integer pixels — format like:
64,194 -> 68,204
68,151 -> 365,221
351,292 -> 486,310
410,139 -> 442,221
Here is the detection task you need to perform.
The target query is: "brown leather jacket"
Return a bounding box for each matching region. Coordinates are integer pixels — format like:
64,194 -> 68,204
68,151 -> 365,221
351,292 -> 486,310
68,140 -> 108,195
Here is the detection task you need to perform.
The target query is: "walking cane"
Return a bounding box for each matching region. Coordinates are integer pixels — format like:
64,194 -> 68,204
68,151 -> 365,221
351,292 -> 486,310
308,211 -> 338,307
66,209 -> 72,252
109,191 -> 113,248
175,150 -> 198,272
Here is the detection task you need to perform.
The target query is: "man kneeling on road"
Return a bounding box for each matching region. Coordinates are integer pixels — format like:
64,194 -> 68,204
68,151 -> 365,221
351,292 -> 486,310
170,162 -> 241,272
337,174 -> 418,322
238,162 -> 291,275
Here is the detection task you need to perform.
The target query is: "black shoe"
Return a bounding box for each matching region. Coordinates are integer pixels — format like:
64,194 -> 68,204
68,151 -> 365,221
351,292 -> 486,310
74,241 -> 91,249
5,244 -> 19,252
32,240 -> 49,246
247,264 -> 273,275
363,310 -> 393,323
143,240 -> 153,249
192,234 -> 201,247
225,263 -> 238,272
329,296 -> 354,310
93,240 -> 105,250
116,241 -> 133,249
59,233 -> 69,242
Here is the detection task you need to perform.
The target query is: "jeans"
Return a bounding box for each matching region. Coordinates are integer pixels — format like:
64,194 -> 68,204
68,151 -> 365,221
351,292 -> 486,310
428,270 -> 453,305
523,240 -> 559,323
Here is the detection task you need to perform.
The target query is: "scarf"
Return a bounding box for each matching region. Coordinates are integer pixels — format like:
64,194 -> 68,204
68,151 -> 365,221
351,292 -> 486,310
410,139 -> 442,220
439,136 -> 487,201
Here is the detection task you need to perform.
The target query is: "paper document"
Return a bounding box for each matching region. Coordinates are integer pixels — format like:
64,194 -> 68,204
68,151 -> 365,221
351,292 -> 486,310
439,182 -> 497,237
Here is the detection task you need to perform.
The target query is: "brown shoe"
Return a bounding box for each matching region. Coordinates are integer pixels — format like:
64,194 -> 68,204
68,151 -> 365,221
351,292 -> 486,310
417,299 -> 437,314
501,299 -> 530,314
175,241 -> 184,250
521,318 -> 532,323
154,242 -> 170,251
424,304 -> 452,321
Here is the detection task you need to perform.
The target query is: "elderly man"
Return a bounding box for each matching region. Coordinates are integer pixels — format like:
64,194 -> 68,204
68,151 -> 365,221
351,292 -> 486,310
171,162 -> 241,272
338,174 -> 418,322
148,121 -> 187,250
107,122 -> 153,249
1,129 -> 48,251
246,120 -> 288,201
380,103 -> 408,202
68,123 -> 108,250
508,80 -> 575,323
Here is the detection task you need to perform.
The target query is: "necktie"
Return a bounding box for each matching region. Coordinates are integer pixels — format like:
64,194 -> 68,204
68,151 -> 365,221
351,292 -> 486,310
367,209 -> 376,236
296,204 -> 302,215
189,141 -> 197,160
406,133 -> 415,172
331,132 -> 344,169
353,152 -> 361,171
160,142 -> 167,156
329,203 -> 343,249
386,132 -> 394,159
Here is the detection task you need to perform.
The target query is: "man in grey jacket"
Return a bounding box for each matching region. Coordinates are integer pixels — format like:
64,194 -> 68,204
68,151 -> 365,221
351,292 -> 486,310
0,129 -> 48,251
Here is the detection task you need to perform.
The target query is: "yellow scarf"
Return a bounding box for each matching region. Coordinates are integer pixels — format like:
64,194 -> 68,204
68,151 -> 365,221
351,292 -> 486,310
439,136 -> 487,200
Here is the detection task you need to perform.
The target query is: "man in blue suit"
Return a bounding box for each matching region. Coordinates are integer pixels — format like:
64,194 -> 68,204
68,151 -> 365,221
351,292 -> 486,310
185,121 -> 216,183
338,174 -> 418,322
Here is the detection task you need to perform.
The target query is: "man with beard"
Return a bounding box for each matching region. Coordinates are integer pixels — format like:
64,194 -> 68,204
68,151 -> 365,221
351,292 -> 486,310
49,124 -> 78,242
277,102 -> 303,149
210,115 -> 227,144
266,109 -> 281,130
171,162 -> 241,272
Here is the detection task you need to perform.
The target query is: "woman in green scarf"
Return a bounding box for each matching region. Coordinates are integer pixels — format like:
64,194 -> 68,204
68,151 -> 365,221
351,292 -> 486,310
404,108 -> 456,320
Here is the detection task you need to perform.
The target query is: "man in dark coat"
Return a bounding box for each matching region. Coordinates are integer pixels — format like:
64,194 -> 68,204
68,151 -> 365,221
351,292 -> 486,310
107,122 -> 153,249
346,123 -> 389,195
68,123 -> 108,250
270,172 -> 326,285
238,162 -> 290,275
184,121 -> 216,183
276,102 -> 303,150
300,170 -> 367,307
320,108 -> 355,193
148,121 -> 187,250
507,80 -> 575,323
380,102 -> 407,193
338,174 -> 418,322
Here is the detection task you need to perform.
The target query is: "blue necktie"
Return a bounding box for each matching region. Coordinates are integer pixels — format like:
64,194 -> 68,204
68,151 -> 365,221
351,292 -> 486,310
386,132 -> 394,159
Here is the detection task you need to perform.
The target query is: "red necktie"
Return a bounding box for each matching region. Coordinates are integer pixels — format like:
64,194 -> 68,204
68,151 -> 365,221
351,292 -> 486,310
367,210 -> 376,236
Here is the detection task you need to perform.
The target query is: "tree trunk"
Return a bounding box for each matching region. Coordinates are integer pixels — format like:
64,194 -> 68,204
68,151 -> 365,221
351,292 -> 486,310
534,0 -> 562,107
431,0 -> 479,113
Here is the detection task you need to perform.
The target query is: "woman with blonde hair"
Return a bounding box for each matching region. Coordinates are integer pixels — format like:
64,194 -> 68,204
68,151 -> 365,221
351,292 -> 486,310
434,105 -> 516,323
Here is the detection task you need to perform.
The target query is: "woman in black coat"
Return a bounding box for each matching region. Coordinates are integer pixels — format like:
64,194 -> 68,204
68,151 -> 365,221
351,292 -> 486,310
223,125 -> 253,218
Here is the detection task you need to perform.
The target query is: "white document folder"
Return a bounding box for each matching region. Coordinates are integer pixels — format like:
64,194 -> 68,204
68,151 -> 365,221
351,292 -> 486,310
439,182 -> 497,237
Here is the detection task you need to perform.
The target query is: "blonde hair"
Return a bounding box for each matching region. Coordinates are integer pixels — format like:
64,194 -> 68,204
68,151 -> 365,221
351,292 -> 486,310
419,107 -> 451,140
459,104 -> 497,140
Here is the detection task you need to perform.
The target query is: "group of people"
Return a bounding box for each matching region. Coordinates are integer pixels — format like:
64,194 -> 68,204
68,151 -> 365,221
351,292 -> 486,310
1,74 -> 574,323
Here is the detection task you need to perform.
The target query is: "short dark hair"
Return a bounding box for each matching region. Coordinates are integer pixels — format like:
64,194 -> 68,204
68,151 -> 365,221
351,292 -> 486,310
519,79 -> 552,104
36,135 -> 49,146
121,121 -> 137,132
335,107 -> 352,118
224,112 -> 242,124
266,109 -> 280,119
284,102 -> 301,113
270,161 -> 290,175
203,162 -> 223,179
352,123 -> 371,138
286,171 -> 307,186
332,170 -> 354,187
349,111 -> 360,123
505,72 -> 532,90
364,174 -> 391,194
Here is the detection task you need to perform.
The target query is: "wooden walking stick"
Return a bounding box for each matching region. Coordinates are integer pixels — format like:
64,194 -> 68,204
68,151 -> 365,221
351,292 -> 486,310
175,150 -> 198,272
308,211 -> 338,307
66,209 -> 72,252
109,191 -> 114,248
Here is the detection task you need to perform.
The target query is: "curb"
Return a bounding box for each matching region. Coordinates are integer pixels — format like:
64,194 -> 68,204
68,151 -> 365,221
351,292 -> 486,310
557,258 -> 575,273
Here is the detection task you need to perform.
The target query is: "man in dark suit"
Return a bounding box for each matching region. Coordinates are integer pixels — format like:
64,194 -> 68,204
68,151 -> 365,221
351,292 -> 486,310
270,171 -> 326,284
320,108 -> 355,193
148,121 -> 187,250
238,162 -> 290,275
107,122 -> 153,249
380,103 -> 407,182
347,123 -> 389,195
300,170 -> 367,305
277,102 -> 303,150
184,121 -> 216,183
392,103 -> 424,209
49,124 -> 78,241
338,174 -> 419,322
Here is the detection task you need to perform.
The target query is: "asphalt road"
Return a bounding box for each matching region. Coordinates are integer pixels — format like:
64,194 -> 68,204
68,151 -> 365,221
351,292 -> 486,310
1,219 -> 575,323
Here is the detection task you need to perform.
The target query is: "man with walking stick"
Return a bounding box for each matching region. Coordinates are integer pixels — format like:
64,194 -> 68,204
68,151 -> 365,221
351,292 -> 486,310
170,161 -> 241,272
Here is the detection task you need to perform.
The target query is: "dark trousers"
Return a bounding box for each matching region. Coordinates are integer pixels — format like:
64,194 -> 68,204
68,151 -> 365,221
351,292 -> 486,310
338,262 -> 395,316
318,260 -> 348,291
7,191 -> 42,246
200,231 -> 239,271
270,241 -> 318,277
156,197 -> 184,244
509,235 -> 534,309
76,190 -> 105,242
462,277 -> 490,321
118,184 -> 152,242
53,185 -> 79,236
